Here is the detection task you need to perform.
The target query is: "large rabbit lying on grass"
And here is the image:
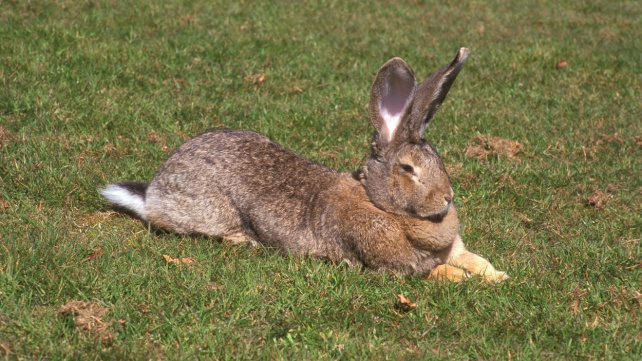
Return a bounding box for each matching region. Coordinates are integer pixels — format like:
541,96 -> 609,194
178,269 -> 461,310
101,48 -> 508,282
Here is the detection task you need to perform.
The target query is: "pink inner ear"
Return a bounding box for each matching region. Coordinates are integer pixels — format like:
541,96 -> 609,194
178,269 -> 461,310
379,76 -> 414,141
379,106 -> 402,142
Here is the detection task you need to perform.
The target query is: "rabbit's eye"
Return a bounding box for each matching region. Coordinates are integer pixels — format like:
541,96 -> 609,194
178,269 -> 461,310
399,164 -> 416,175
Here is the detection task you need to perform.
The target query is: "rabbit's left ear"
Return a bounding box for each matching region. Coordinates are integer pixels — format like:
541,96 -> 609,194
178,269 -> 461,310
407,48 -> 469,142
369,57 -> 417,150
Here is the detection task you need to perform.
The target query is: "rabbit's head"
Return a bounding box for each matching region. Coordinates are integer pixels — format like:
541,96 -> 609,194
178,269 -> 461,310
362,48 -> 469,219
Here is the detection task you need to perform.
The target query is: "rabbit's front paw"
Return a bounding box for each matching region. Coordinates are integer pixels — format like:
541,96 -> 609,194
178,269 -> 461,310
426,264 -> 470,282
483,270 -> 509,283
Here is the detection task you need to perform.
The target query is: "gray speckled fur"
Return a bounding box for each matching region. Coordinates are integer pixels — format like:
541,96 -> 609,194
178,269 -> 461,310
101,49 -> 508,280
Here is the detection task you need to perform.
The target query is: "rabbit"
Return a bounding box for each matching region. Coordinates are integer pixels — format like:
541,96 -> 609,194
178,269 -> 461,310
100,48 -> 508,282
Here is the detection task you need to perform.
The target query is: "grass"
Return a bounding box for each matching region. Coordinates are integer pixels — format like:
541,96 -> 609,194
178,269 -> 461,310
1,0 -> 640,359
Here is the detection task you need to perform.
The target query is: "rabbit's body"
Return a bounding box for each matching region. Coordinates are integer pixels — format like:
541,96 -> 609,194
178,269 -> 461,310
127,129 -> 458,274
101,48 -> 508,281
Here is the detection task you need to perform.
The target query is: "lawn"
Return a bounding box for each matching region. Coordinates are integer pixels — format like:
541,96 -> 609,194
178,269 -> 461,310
1,0 -> 640,359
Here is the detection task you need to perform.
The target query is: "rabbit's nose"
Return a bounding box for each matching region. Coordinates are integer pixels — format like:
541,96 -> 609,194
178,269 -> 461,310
444,195 -> 452,203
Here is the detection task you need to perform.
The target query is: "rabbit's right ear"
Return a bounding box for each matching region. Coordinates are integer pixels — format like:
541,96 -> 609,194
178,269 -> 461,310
369,58 -> 417,154
406,48 -> 469,142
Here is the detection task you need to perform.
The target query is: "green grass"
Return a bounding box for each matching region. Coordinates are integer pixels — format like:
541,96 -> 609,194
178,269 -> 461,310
1,0 -> 640,359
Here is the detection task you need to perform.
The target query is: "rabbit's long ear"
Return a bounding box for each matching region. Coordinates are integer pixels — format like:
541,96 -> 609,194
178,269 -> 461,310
369,57 -> 416,152
407,48 -> 469,142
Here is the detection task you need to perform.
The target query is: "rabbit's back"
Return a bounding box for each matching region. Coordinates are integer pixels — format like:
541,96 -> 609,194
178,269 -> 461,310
145,130 -> 345,253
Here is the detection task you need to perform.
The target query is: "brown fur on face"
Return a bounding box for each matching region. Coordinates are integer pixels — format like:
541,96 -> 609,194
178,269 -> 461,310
100,49 -> 508,282
364,142 -> 453,219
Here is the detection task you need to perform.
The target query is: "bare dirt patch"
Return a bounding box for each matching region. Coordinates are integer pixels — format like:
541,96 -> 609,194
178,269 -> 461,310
0,340 -> 10,356
465,135 -> 523,162
74,211 -> 118,228
147,129 -> 170,153
568,285 -> 587,315
69,210 -> 132,238
585,191 -> 610,210
0,126 -> 13,147
58,301 -> 114,344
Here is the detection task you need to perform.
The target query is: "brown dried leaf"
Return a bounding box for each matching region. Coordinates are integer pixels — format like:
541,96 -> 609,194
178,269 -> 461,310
181,257 -> 196,264
162,254 -> 180,265
85,249 -> 104,262
397,294 -> 417,310
162,254 -> 196,265
244,73 -> 267,86
555,60 -> 568,69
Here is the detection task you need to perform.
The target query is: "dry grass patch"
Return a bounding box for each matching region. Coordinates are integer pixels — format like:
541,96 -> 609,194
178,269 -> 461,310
0,339 -> 10,356
464,135 -> 523,162
58,301 -> 114,345
0,126 -> 14,147
73,211 -> 119,228
568,285 -> 588,315
585,191 -> 610,210
146,129 -> 170,153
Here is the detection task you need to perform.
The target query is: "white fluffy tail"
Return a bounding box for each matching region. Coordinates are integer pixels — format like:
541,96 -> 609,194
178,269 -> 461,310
99,182 -> 148,221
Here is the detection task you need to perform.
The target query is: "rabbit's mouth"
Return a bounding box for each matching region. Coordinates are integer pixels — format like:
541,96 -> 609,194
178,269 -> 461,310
414,202 -> 452,221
